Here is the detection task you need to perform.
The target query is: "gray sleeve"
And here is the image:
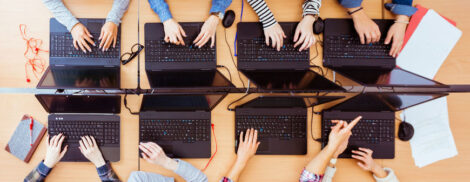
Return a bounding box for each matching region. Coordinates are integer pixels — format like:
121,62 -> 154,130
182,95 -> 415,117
321,166 -> 337,182
106,0 -> 130,25
173,159 -> 208,182
303,0 -> 321,16
373,168 -> 400,182
42,0 -> 79,31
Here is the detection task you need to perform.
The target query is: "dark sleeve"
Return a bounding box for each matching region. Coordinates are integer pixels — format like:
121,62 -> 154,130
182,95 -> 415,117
96,162 -> 121,182
24,161 -> 52,182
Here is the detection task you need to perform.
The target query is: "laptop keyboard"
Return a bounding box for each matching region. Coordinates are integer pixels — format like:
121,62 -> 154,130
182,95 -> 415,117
236,115 -> 306,140
140,119 -> 210,143
145,39 -> 216,62
48,120 -> 120,146
237,38 -> 309,62
322,119 -> 394,144
50,32 -> 120,58
324,35 -> 392,59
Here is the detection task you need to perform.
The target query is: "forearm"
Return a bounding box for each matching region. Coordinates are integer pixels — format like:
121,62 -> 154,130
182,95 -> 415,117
302,0 -> 322,17
148,0 -> 173,22
106,0 -> 130,26
305,145 -> 336,175
172,159 -> 208,182
246,0 -> 277,29
96,162 -> 121,182
42,0 -> 79,31
210,0 -> 233,14
24,161 -> 52,182
225,160 -> 247,182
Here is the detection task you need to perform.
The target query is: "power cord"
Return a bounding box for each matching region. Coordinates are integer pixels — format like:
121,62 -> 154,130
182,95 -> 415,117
224,28 -> 245,88
216,65 -> 232,82
124,89 -> 139,115
227,80 -> 251,111
305,99 -> 322,142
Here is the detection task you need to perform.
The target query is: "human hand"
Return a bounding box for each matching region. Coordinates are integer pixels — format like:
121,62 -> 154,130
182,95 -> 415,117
352,147 -> 388,178
71,23 -> 95,53
43,133 -> 68,168
194,15 -> 219,48
294,15 -> 316,51
99,22 -> 118,51
350,9 -> 381,44
331,120 -> 351,158
264,23 -> 286,51
163,19 -> 187,46
79,136 -> 106,167
384,15 -> 409,58
139,142 -> 178,171
236,128 -> 260,165
327,116 -> 361,151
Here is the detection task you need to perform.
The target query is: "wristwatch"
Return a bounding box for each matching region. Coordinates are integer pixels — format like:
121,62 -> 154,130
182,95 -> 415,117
210,12 -> 224,20
329,158 -> 337,166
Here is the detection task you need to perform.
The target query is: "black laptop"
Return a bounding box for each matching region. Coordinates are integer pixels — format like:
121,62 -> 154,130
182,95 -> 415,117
37,66 -> 120,89
237,22 -> 309,70
139,93 -> 227,158
145,69 -> 234,91
50,18 -> 121,67
323,19 -> 395,70
333,67 -> 449,88
36,94 -> 121,162
322,93 -> 447,159
145,22 -> 216,71
235,96 -> 344,155
241,69 -> 345,92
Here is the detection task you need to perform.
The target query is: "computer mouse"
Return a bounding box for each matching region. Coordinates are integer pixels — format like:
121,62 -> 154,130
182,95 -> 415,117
398,121 -> 414,141
222,10 -> 235,28
313,17 -> 324,34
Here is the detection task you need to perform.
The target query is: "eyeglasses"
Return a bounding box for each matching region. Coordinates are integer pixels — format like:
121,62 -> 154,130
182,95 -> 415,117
120,43 -> 144,65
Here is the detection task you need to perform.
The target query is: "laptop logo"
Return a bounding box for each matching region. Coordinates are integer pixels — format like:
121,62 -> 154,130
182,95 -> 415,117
55,117 -> 64,120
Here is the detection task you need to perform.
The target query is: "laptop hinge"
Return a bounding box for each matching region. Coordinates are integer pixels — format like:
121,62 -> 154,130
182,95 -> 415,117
200,68 -> 211,71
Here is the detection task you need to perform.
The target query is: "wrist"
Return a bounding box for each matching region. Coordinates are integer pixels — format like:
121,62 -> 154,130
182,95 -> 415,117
325,144 -> 338,155
163,18 -> 173,25
162,158 -> 178,171
43,159 -> 55,168
93,158 -> 106,168
395,15 -> 410,22
371,164 -> 387,178
349,8 -> 366,19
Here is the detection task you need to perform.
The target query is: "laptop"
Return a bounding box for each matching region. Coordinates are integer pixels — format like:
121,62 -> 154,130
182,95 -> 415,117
37,66 -> 120,89
50,18 -> 121,67
323,18 -> 395,70
241,69 -> 345,92
145,69 -> 234,91
145,22 -> 216,71
139,93 -> 227,158
237,22 -> 310,70
35,94 -> 121,162
322,93 -> 447,159
235,96 -> 344,155
333,67 -> 449,88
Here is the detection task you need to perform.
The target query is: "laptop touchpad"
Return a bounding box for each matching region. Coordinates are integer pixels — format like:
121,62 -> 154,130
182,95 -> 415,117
257,141 -> 270,151
161,145 -> 174,156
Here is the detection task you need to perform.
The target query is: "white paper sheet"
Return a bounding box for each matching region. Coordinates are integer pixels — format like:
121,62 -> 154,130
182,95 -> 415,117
401,97 -> 458,168
396,9 -> 462,79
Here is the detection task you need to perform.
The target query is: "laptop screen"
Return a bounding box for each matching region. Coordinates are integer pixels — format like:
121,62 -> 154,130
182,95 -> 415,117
140,94 -> 226,112
239,96 -> 345,108
242,70 -> 344,91
38,67 -> 120,89
334,68 -> 445,87
146,70 -> 233,88
36,94 -> 121,113
330,93 -> 447,112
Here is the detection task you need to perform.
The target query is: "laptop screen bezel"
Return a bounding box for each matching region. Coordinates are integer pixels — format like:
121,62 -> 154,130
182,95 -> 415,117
146,70 -> 235,90
139,93 -> 228,112
35,94 -> 121,114
37,66 -> 121,90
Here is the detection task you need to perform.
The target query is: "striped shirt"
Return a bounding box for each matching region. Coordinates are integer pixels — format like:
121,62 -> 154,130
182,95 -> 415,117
247,0 -> 322,29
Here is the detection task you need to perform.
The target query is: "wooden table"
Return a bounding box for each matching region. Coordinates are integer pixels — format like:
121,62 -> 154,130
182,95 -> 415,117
1,0 -> 470,181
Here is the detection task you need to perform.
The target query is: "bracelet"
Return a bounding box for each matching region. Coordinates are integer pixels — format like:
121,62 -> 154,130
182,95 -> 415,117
348,7 -> 363,15
394,20 -> 409,24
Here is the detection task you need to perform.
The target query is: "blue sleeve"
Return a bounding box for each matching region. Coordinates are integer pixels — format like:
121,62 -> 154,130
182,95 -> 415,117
173,159 -> 208,182
337,0 -> 363,9
210,0 -> 233,16
24,161 -> 52,182
96,162 -> 121,181
385,0 -> 417,16
148,0 -> 173,22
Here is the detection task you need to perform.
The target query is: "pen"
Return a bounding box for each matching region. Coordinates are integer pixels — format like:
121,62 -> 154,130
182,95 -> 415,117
29,116 -> 34,147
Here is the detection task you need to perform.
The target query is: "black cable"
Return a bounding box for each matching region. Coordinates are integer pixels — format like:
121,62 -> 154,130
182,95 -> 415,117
217,65 -> 232,82
224,28 -> 245,88
227,80 -> 251,111
381,0 -> 385,20
306,99 -> 322,142
124,90 -> 139,115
